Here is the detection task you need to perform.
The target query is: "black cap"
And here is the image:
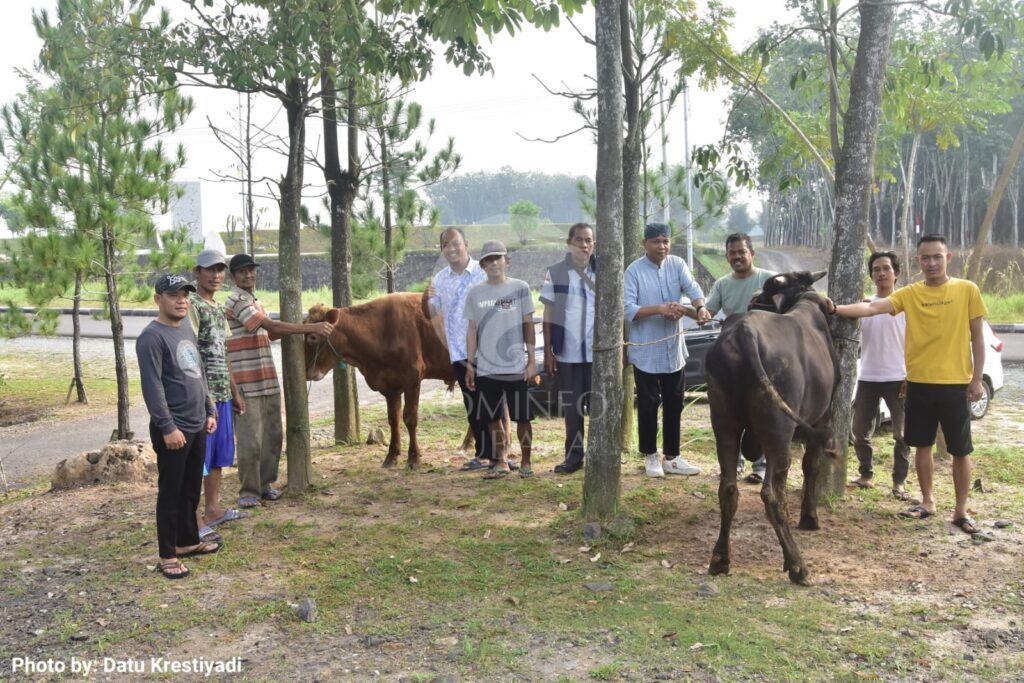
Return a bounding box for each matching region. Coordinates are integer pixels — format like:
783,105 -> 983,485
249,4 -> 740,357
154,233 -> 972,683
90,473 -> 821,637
644,222 -> 671,240
154,274 -> 196,295
229,253 -> 260,273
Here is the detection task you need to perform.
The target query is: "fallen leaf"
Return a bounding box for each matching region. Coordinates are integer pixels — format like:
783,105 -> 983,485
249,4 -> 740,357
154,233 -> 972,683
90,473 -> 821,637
660,559 -> 674,569
578,546 -> 591,553
692,491 -> 706,499
408,576 -> 418,584
558,503 -> 569,511
690,642 -> 704,651
483,529 -> 491,539
95,619 -> 108,627
558,558 -> 572,564
621,542 -> 635,553
590,553 -> 602,563
662,631 -> 678,640
344,625 -> 353,635
507,596 -> 520,607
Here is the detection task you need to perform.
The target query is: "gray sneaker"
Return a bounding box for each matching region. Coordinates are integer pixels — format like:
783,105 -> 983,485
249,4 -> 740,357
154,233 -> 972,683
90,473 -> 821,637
645,453 -> 665,478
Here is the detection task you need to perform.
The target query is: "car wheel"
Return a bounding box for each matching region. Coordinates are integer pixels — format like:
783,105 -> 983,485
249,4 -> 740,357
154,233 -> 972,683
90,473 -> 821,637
969,380 -> 992,420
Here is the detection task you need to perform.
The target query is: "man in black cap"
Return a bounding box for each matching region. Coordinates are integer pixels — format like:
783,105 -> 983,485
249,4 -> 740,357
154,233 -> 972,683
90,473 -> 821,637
624,223 -> 710,478
224,254 -> 334,507
137,274 -> 220,579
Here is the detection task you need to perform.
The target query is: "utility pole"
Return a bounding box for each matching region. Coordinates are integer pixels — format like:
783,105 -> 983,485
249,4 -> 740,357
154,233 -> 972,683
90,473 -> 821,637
683,80 -> 694,269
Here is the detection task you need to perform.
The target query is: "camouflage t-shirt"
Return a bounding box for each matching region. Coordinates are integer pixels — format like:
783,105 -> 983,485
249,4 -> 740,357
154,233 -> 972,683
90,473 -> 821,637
188,293 -> 232,403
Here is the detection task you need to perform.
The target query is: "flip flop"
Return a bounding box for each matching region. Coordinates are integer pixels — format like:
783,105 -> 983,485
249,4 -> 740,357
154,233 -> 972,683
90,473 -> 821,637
952,516 -> 980,534
198,526 -> 222,543
460,458 -> 489,471
519,467 -> 534,479
851,477 -> 874,489
891,488 -> 916,503
482,469 -> 510,480
155,559 -> 190,580
744,472 -> 764,484
261,487 -> 283,501
178,541 -> 222,557
207,509 -> 248,527
238,496 -> 261,509
899,505 -> 934,520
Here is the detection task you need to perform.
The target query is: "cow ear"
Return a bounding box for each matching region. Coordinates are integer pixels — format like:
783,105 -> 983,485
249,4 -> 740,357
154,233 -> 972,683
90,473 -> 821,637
810,270 -> 827,283
326,308 -> 340,325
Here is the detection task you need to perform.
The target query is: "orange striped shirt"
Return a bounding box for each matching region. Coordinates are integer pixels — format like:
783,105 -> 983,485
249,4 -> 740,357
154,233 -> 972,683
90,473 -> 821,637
224,288 -> 280,397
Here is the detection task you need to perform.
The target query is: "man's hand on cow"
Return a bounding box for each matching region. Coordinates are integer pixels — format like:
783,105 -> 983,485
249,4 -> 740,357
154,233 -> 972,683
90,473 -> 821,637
206,415 -> 218,434
164,429 -> 186,450
311,321 -> 335,338
426,284 -> 437,299
968,378 -> 984,402
696,306 -> 713,325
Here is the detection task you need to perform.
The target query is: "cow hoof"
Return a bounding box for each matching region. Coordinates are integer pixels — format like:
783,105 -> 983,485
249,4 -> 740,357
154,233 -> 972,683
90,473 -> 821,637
798,515 -> 820,531
406,461 -> 421,471
381,459 -> 398,468
708,557 -> 730,576
787,567 -> 811,586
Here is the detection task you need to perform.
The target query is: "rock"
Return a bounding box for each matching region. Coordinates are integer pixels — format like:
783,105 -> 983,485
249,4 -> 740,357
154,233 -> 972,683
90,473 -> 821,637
583,523 -> 602,541
970,532 -> 995,544
70,633 -> 88,642
697,582 -> 719,597
994,520 -> 1013,529
297,598 -> 318,623
585,582 -> 614,593
366,427 -> 386,445
51,441 -> 157,491
605,513 -> 637,540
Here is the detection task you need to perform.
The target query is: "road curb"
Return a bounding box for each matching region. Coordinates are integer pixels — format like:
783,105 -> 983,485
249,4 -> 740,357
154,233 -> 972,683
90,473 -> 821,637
0,306 -> 280,319
991,324 -> 1024,334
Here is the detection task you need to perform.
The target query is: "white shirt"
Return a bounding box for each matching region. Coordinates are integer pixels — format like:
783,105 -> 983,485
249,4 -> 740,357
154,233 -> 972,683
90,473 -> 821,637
860,294 -> 906,382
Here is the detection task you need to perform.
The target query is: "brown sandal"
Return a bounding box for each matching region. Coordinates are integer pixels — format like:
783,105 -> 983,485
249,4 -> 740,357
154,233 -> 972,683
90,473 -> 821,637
155,559 -> 190,580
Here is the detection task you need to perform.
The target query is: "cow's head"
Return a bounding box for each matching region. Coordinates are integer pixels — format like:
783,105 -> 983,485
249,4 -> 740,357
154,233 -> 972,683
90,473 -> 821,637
751,271 -> 828,314
304,303 -> 342,381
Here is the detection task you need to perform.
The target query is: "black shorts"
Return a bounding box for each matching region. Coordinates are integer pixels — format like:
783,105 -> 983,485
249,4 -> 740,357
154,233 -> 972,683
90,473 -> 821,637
475,375 -> 533,423
904,382 -> 973,457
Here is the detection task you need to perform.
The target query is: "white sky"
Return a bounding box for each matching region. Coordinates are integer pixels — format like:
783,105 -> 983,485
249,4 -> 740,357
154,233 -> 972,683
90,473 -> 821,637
0,0 -> 802,234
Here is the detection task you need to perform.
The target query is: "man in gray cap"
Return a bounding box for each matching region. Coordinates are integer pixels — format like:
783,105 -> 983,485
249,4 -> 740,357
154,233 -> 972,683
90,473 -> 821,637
463,240 -> 536,478
188,250 -> 246,536
137,274 -> 220,578
624,223 -> 710,478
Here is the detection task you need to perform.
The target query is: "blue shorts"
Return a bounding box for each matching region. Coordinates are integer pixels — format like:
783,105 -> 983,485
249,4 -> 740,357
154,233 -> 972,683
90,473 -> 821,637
205,401 -> 236,471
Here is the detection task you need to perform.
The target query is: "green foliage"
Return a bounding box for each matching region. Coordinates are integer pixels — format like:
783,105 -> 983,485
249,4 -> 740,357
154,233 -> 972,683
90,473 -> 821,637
509,199 -> 541,244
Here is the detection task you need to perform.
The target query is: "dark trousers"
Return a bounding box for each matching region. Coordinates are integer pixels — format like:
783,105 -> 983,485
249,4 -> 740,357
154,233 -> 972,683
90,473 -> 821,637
852,380 -> 910,485
557,362 -> 592,466
634,367 -> 684,457
452,360 -> 491,460
151,422 -> 205,560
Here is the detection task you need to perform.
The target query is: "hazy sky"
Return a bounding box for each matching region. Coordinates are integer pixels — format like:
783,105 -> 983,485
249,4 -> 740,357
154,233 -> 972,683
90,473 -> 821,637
0,1 -> 803,235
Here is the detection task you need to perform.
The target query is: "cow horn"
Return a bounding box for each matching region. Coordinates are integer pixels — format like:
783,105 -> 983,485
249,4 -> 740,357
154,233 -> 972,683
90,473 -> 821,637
810,270 -> 827,283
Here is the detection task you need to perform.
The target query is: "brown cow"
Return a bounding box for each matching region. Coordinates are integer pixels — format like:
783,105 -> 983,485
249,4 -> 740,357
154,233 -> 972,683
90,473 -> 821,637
304,292 -> 455,468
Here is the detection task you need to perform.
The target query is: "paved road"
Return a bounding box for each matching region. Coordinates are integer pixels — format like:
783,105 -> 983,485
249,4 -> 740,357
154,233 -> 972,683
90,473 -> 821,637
0,323 -> 451,487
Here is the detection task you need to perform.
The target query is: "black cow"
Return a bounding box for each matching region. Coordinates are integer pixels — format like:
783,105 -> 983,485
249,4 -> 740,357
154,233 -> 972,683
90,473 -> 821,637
706,271 -> 839,585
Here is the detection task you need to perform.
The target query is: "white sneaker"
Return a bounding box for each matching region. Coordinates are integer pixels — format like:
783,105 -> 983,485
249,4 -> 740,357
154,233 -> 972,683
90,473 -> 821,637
644,453 -> 665,478
664,457 -> 700,476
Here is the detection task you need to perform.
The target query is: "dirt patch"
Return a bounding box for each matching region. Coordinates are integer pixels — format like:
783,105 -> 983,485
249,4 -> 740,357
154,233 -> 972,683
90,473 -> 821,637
0,399 -> 50,428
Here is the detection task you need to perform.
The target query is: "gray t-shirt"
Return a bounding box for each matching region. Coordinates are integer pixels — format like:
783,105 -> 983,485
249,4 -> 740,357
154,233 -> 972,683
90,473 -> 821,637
706,268 -> 776,317
137,320 -> 214,435
462,278 -> 536,378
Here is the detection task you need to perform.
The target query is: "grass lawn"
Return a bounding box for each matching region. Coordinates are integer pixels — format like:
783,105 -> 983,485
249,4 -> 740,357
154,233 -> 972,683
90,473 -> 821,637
3,383 -> 1023,680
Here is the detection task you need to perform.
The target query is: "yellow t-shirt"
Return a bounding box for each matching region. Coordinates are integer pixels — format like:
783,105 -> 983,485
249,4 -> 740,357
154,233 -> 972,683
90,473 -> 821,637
888,278 -> 987,384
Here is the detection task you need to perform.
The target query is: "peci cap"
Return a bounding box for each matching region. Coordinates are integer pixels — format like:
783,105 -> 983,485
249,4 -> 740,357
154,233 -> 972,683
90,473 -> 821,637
229,253 -> 260,273
196,249 -> 227,268
154,274 -> 196,295
479,240 -> 508,261
644,222 -> 671,240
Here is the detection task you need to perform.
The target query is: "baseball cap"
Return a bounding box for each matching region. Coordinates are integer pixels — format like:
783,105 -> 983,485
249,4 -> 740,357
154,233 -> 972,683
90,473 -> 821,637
479,240 -> 508,260
229,253 -> 260,273
154,274 -> 196,295
196,249 -> 227,268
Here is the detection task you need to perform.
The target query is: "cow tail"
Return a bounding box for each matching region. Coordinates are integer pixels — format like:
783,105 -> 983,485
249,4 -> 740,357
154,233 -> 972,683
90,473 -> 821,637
737,326 -> 826,438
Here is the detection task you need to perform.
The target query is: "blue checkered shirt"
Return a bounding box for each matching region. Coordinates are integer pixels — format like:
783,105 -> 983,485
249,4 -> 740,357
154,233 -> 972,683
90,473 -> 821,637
624,255 -> 705,374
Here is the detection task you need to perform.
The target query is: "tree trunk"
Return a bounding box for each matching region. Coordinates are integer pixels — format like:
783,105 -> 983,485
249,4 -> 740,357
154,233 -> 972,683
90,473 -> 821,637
965,120 -> 1024,282
103,223 -> 130,440
899,133 -> 920,285
618,0 -> 640,455
582,0 -> 625,523
824,0 -> 895,501
382,126 -> 395,294
279,76 -> 313,493
71,272 -> 87,404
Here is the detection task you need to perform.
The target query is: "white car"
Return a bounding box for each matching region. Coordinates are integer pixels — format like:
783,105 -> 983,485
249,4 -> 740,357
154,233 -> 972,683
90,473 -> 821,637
859,320 -> 1004,424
